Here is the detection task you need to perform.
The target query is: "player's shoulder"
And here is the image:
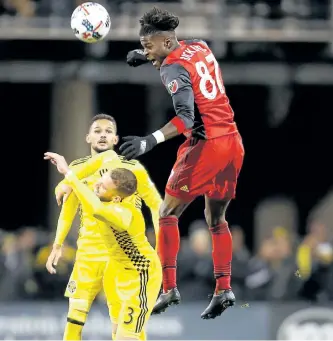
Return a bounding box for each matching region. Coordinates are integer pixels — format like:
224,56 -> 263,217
100,149 -> 119,163
121,201 -> 144,223
161,39 -> 210,78
160,62 -> 191,87
182,39 -> 209,47
69,155 -> 91,167
111,202 -> 134,227
118,155 -> 145,170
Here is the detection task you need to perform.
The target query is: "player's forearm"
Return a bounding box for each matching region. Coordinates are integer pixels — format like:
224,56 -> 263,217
55,163 -> 80,193
55,179 -> 69,194
152,88 -> 195,143
73,150 -> 118,180
160,120 -> 182,140
151,120 -> 182,147
54,193 -> 79,245
151,117 -> 189,146
65,170 -> 102,213
54,220 -> 72,246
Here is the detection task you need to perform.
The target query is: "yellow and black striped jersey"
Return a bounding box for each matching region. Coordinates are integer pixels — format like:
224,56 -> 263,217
66,170 -> 158,268
54,150 -> 162,261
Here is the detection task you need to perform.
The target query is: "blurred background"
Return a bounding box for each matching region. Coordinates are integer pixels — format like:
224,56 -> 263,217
1,0 -> 333,339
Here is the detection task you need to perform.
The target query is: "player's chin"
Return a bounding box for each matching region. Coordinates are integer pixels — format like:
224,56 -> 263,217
95,145 -> 112,153
151,59 -> 161,70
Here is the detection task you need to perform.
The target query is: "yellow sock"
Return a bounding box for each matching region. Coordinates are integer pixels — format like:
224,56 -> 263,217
113,330 -> 145,340
63,322 -> 83,341
139,330 -> 146,340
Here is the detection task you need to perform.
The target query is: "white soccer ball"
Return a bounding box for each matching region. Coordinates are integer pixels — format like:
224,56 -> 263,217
71,2 -> 111,43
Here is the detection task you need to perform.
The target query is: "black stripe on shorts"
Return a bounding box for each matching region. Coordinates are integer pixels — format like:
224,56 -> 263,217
135,270 -> 149,333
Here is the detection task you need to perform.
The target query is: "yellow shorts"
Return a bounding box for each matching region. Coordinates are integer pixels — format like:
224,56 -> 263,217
104,257 -> 162,339
65,260 -> 108,310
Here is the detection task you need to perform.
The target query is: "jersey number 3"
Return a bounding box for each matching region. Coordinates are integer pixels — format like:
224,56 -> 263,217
195,53 -> 225,100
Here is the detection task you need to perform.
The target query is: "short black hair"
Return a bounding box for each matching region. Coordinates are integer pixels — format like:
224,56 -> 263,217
110,168 -> 137,198
89,113 -> 117,133
139,7 -> 179,36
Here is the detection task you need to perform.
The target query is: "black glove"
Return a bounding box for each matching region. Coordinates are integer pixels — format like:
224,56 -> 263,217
119,135 -> 157,160
126,49 -> 149,67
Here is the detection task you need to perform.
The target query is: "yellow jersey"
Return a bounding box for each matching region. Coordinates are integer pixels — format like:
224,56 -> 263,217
54,150 -> 162,261
65,170 -> 158,269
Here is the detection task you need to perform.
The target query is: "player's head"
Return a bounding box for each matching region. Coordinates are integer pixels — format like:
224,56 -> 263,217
94,168 -> 137,202
139,7 -> 179,70
86,113 -> 119,154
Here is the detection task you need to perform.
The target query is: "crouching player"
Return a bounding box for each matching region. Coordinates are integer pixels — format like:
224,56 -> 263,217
45,152 -> 162,340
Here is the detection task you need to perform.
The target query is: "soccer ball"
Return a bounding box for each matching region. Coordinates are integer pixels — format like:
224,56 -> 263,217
71,2 -> 111,43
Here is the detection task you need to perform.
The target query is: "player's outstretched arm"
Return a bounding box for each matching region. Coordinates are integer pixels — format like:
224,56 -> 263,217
65,171 -> 132,230
54,192 -> 79,247
74,149 -> 119,179
60,150 -> 119,185
119,63 -> 194,160
52,158 -> 81,247
45,151 -> 131,230
55,157 -> 92,205
46,192 -> 79,274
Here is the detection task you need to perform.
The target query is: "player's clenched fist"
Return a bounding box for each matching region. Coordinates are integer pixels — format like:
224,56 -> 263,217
126,49 -> 148,67
119,135 -> 157,160
46,244 -> 62,274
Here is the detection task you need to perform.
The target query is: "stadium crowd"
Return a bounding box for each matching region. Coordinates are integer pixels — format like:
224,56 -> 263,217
0,0 -> 330,20
1,215 -> 333,303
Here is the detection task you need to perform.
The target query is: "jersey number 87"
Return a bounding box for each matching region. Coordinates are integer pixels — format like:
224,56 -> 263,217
195,53 -> 225,100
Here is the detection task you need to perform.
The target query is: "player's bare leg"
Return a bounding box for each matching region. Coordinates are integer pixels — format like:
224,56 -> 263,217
152,193 -> 191,315
201,196 -> 236,319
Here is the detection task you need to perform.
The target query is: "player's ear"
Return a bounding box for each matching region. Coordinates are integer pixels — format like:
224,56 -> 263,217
86,133 -> 91,144
113,135 -> 119,145
164,37 -> 173,50
164,37 -> 172,49
112,196 -> 121,203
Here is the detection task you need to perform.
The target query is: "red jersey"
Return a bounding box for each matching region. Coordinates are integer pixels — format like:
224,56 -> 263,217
160,39 -> 238,139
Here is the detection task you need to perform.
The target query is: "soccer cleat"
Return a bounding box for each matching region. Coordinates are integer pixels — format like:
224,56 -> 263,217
152,288 -> 181,315
201,290 -> 235,320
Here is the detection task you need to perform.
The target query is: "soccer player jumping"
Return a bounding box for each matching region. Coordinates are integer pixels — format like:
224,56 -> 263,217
120,8 -> 245,319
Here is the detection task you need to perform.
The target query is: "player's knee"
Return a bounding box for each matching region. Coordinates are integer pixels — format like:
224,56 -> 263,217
159,199 -> 186,218
204,208 -> 208,224
159,204 -> 175,218
204,209 -> 227,227
206,213 -> 227,227
68,298 -> 89,325
205,198 -> 230,226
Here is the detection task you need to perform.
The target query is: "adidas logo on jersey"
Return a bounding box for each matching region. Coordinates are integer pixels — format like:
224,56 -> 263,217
180,185 -> 189,192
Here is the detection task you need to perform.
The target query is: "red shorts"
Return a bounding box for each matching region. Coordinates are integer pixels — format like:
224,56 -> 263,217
166,133 -> 244,202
